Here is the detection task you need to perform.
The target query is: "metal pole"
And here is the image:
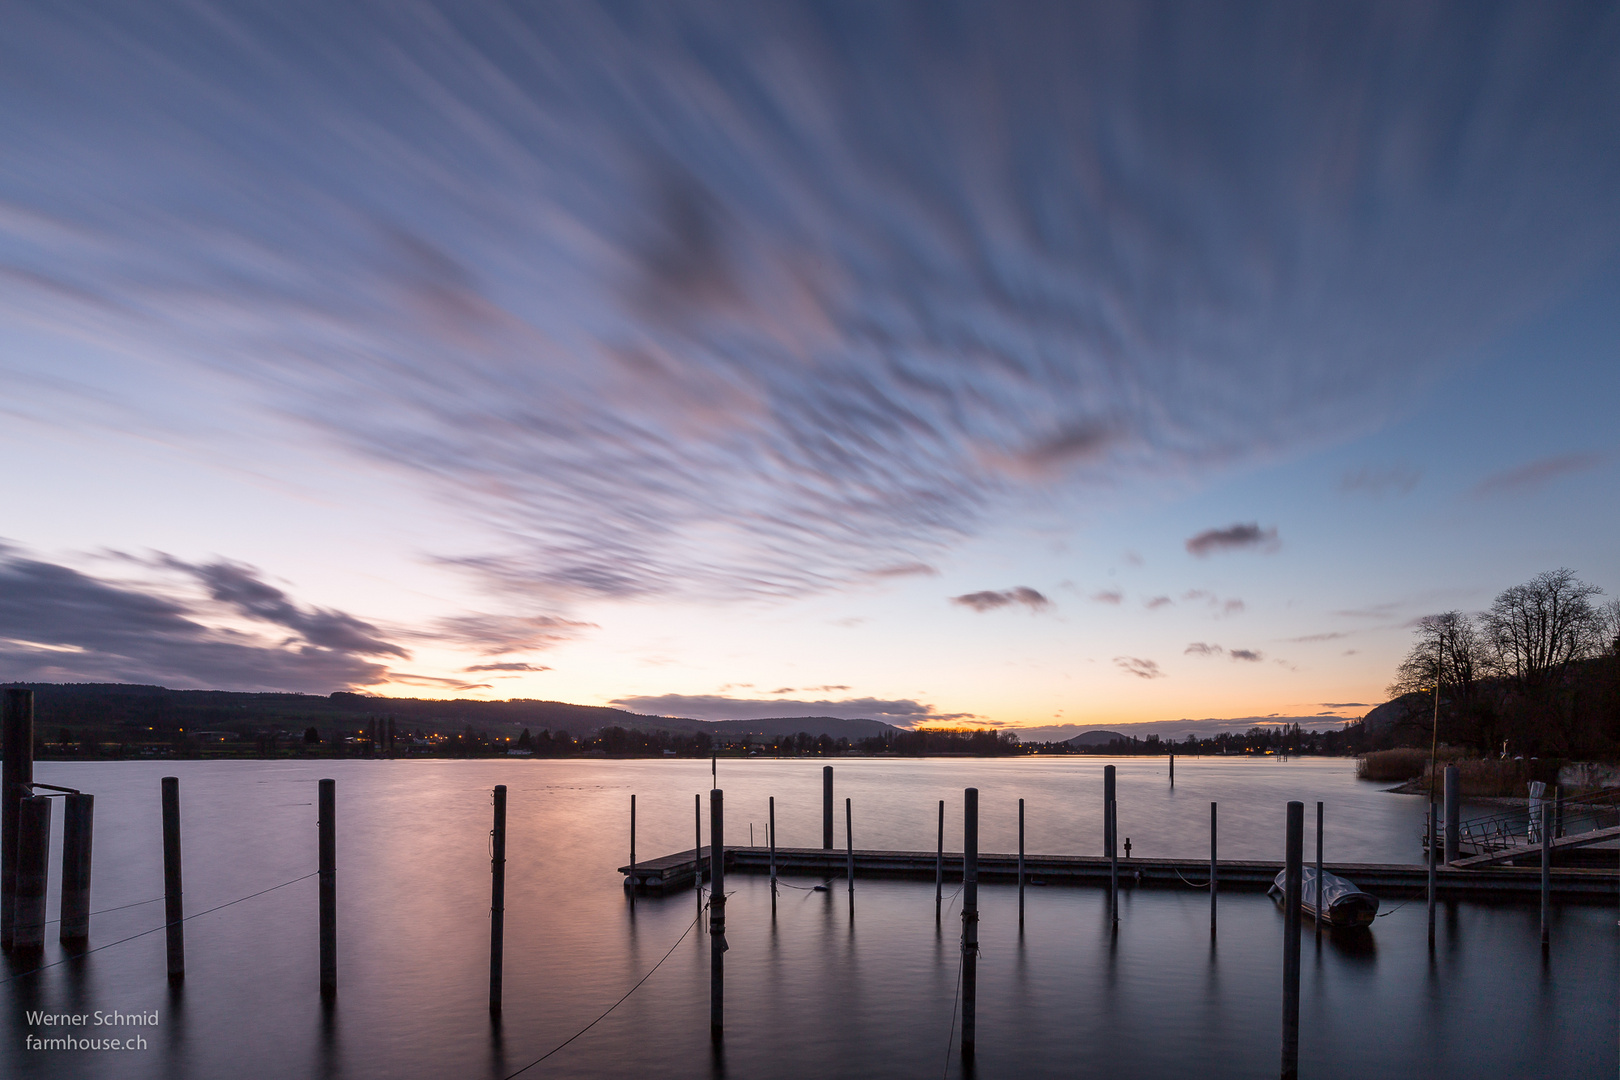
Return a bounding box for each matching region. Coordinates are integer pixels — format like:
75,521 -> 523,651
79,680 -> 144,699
1105,765 -> 1118,924
845,797 -> 854,897
1,687 -> 34,950
1444,765 -> 1461,863
710,789 -> 726,1042
319,778 -> 336,997
1281,801 -> 1303,1080
1210,801 -> 1218,932
490,784 -> 506,1014
1541,800 -> 1552,947
935,799 -> 944,922
13,796 -> 50,951
822,766 -> 834,849
1018,797 -> 1025,928
1315,802 -> 1324,939
768,796 -> 777,915
60,793 -> 94,943
961,787 -> 979,1058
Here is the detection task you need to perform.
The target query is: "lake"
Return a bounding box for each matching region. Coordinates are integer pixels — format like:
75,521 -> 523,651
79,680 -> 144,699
3,756 -> 1615,1078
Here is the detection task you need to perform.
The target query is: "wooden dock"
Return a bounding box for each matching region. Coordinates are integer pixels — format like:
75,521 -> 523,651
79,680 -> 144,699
622,845 -> 1620,900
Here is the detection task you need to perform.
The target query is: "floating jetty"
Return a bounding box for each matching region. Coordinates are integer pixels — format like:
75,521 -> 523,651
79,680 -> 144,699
620,844 -> 1620,900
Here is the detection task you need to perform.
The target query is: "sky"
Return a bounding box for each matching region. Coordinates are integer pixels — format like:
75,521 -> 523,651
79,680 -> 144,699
2,2 -> 1618,739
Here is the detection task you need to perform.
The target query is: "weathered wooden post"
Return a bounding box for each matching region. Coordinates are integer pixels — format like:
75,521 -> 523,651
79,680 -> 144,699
13,795 -> 50,951
490,784 -> 506,1014
1427,805 -> 1437,948
161,776 -> 185,981
60,793 -> 94,943
935,799 -> 944,922
1,687 -> 34,950
709,789 -> 726,1042
319,778 -> 336,998
1104,765 -> 1118,924
1017,797 -> 1025,928
629,793 -> 636,887
1281,801 -> 1303,1080
1444,765 -> 1461,863
822,766 -> 834,849
1169,752 -> 1174,787
961,787 -> 979,1059
1210,801 -> 1218,932
695,793 -> 703,909
768,796 -> 777,914
845,797 -> 854,897
1540,800 -> 1551,947
1315,802 -> 1324,939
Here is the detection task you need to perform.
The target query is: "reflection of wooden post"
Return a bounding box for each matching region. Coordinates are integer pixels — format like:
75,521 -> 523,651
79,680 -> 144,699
319,779 -> 336,997
60,793 -> 94,943
1,687 -> 34,950
1017,798 -> 1025,928
1315,802 -> 1324,939
1540,801 -> 1552,947
1209,802 -> 1218,932
845,798 -> 854,897
1281,801 -> 1303,1080
822,766 -> 834,849
162,777 -> 185,981
490,785 -> 506,1014
13,796 -> 51,951
1104,766 -> 1117,924
934,800 -> 944,922
768,796 -> 777,916
1427,804 -> 1437,948
961,787 -> 979,1058
695,794 -> 703,911
709,789 -> 726,1041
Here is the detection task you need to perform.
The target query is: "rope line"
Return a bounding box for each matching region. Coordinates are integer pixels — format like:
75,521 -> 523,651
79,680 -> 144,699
43,895 -> 166,924
2,871 -> 318,985
939,940 -> 964,1080
501,907 -> 704,1079
1173,869 -> 1211,889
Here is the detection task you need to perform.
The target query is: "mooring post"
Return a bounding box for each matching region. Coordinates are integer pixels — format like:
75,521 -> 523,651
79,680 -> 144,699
961,787 -> 979,1058
160,776 -> 185,981
1018,797 -> 1026,928
319,778 -> 336,998
935,799 -> 944,921
13,796 -> 51,951
711,750 -> 717,787
1104,765 -> 1118,924
60,793 -> 94,943
490,784 -> 507,1014
768,796 -> 777,914
1282,800 -> 1303,1080
710,789 -> 726,1042
1210,801 -> 1218,932
629,793 -> 636,888
1540,800 -> 1552,947
822,766 -> 834,850
1170,752 -> 1175,787
1427,804 -> 1437,948
1,687 -> 34,950
845,797 -> 854,897
1315,802 -> 1324,939
1444,765 -> 1461,863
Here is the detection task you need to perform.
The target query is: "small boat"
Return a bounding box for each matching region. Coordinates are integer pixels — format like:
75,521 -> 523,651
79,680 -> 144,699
1269,867 -> 1379,928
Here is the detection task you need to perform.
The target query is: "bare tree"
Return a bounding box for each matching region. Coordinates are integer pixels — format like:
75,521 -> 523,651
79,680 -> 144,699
1483,568 -> 1605,690
1387,610 -> 1484,705
1599,598 -> 1620,657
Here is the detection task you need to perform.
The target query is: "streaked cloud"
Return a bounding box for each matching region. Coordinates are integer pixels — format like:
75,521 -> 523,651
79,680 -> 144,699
1186,524 -> 1280,557
1144,595 -> 1172,610
1340,465 -> 1421,496
1229,648 -> 1263,662
3,4 -> 1615,601
951,587 -> 1050,613
609,693 -> 971,725
1090,590 -> 1124,605
463,661 -> 551,673
1114,656 -> 1165,680
1185,642 -> 1224,657
1471,452 -> 1606,498
1286,631 -> 1350,643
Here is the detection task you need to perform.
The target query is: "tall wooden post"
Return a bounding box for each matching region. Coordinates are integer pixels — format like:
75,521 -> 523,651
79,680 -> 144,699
845,797 -> 854,897
1210,801 -> 1218,932
695,793 -> 703,906
1169,753 -> 1175,787
934,799 -> 944,922
13,796 -> 50,951
1017,798 -> 1025,928
709,789 -> 726,1042
822,766 -> 834,849
1315,802 -> 1324,939
490,784 -> 507,1014
629,793 -> 636,887
162,776 -> 185,981
961,787 -> 979,1058
1104,765 -> 1118,924
60,793 -> 94,943
1540,800 -> 1552,947
1,687 -> 34,950
1281,801 -> 1303,1080
319,778 -> 336,998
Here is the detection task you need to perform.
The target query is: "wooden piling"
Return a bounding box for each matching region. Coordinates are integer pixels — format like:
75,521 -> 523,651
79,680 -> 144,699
1018,797 -> 1025,928
934,799 -> 944,922
161,776 -> 185,980
845,797 -> 854,896
319,778 -> 336,997
1540,800 -> 1551,947
13,796 -> 50,951
1170,753 -> 1175,787
961,787 -> 979,1058
1315,802 -> 1323,940
1210,801 -> 1218,932
822,766 -> 833,850
490,784 -> 507,1014
629,793 -> 636,885
1281,800 -> 1303,1080
709,789 -> 725,1041
1444,765 -> 1461,863
768,796 -> 777,913
1104,765 -> 1118,924
695,793 -> 703,909
60,793 -> 93,943
1,687 -> 33,950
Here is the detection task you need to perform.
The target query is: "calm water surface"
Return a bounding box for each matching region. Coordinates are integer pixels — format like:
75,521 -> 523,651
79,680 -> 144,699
3,757 -> 1615,1078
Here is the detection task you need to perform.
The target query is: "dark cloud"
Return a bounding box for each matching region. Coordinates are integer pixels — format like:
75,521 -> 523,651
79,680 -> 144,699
0,545 -> 390,692
5,6 -> 1617,599
1229,648 -> 1263,662
1340,465 -> 1421,497
1320,702 -> 1369,708
463,662 -> 551,673
1471,452 -> 1607,498
387,673 -> 494,692
610,693 -> 971,726
1114,657 -> 1165,680
950,587 -> 1050,613
1186,524 -> 1280,557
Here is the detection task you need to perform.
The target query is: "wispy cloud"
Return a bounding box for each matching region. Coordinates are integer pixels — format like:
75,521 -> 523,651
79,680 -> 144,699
463,662 -> 551,673
3,6 -> 1614,600
1340,465 -> 1421,496
951,587 -> 1050,613
1185,642 -> 1224,656
1320,702 -> 1368,708
1186,524 -> 1280,557
1471,452 -> 1606,498
1287,631 -> 1350,643
609,693 -> 970,726
1229,648 -> 1263,662
1090,590 -> 1124,605
1114,656 -> 1165,680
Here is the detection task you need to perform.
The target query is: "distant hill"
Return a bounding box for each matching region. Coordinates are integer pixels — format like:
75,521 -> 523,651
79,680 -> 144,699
1065,729 -> 1128,747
